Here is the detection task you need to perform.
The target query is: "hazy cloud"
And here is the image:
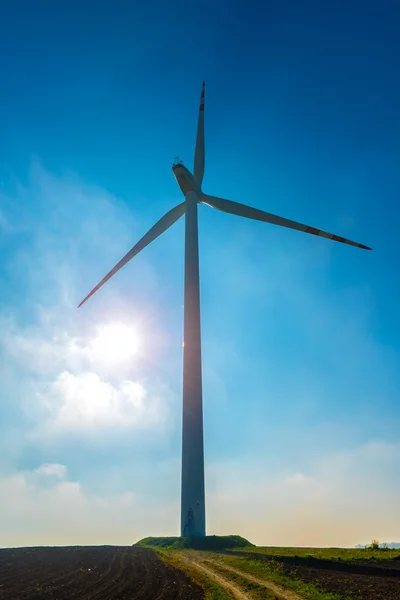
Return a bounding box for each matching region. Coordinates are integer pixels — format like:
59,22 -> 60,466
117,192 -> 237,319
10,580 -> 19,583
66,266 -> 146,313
1,441 -> 399,548
35,463 -> 67,479
207,440 -> 400,547
0,466 -> 176,547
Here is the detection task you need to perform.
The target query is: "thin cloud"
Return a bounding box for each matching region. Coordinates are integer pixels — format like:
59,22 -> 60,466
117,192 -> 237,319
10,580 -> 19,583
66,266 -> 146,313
35,463 -> 67,479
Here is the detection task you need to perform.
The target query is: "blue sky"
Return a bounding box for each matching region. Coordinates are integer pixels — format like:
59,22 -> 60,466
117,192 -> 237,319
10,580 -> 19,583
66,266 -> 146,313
1,0 -> 400,547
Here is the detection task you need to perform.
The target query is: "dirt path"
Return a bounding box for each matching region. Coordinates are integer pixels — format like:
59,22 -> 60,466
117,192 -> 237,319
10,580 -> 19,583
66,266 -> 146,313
184,553 -> 304,600
206,560 -> 304,600
187,560 -> 251,600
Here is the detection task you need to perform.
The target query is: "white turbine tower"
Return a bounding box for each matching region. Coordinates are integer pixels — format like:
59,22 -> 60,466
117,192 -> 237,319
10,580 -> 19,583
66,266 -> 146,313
78,82 -> 371,538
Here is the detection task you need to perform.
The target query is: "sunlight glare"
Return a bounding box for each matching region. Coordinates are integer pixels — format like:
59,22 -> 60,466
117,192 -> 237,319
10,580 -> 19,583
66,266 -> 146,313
89,322 -> 140,364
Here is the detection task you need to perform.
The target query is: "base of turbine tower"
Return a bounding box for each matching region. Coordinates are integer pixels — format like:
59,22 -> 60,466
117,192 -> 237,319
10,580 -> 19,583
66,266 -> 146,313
182,506 -> 205,537
134,534 -> 254,551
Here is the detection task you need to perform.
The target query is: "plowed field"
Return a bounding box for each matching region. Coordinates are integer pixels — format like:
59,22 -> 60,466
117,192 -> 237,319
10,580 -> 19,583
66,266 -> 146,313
0,546 -> 204,600
230,550 -> 400,600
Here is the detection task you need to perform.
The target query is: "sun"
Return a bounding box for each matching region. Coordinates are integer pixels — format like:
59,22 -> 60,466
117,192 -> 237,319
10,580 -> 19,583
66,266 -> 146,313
89,322 -> 141,364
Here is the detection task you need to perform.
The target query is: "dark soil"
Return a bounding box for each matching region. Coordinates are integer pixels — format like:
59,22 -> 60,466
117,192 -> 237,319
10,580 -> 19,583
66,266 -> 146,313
0,546 -> 204,600
231,550 -> 400,600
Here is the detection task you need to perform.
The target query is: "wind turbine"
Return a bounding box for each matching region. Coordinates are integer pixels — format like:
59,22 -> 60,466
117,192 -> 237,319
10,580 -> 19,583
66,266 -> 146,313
78,82 -> 371,538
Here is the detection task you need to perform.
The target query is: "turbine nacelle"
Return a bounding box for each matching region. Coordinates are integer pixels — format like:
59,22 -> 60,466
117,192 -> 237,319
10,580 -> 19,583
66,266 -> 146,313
172,162 -> 200,196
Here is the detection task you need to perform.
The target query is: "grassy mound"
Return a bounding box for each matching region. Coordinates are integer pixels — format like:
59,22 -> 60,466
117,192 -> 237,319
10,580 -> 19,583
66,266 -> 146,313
135,535 -> 254,550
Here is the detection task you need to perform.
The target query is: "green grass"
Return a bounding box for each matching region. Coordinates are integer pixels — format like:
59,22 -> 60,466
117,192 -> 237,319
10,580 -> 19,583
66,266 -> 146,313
157,548 -> 354,600
217,555 -> 353,600
136,540 -> 400,600
235,545 -> 400,562
136,535 -> 253,551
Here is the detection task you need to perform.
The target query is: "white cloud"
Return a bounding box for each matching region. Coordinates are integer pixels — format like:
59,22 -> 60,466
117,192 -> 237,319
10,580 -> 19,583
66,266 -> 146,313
36,370 -> 166,433
35,463 -> 67,479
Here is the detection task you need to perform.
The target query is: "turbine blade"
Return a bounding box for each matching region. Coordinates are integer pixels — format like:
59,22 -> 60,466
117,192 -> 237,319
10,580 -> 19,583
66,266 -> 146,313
201,194 -> 371,250
193,81 -> 205,188
78,202 -> 186,308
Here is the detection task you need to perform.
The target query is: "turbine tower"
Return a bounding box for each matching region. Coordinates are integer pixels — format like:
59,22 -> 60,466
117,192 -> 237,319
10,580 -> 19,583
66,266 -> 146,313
78,82 -> 371,538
